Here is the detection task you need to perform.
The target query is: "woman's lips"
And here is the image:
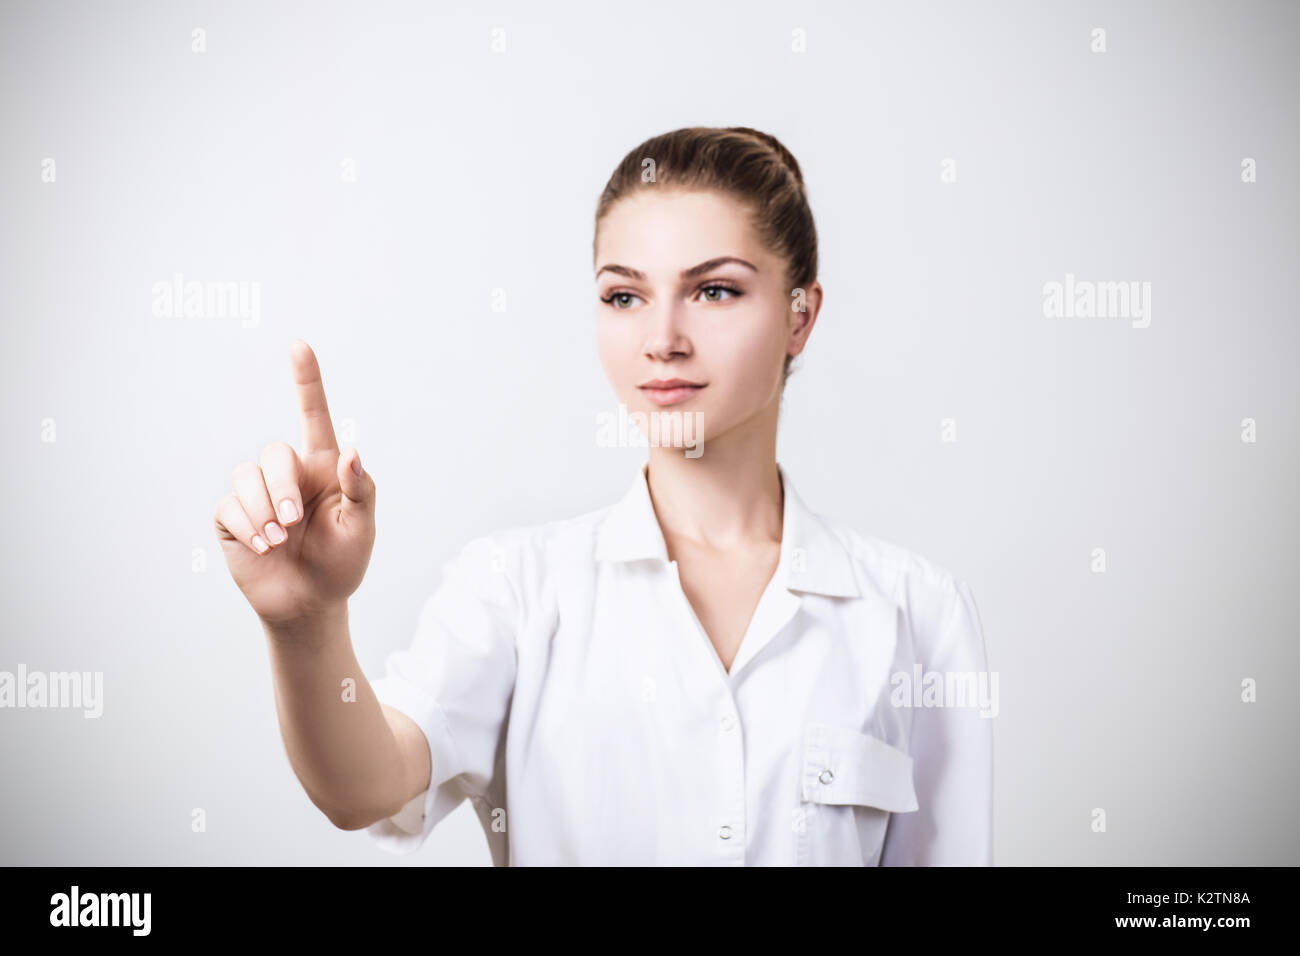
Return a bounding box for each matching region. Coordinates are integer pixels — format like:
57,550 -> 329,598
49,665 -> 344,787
638,382 -> 706,407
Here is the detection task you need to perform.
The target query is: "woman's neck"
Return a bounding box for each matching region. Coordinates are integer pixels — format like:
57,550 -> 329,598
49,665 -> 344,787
644,422 -> 783,554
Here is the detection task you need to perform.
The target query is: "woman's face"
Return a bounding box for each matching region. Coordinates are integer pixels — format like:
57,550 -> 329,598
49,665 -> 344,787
594,188 -> 820,450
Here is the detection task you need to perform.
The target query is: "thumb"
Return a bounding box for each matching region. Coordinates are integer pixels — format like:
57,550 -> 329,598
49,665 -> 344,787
337,447 -> 375,528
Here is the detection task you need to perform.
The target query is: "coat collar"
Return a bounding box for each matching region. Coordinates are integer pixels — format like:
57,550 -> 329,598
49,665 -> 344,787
594,462 -> 861,599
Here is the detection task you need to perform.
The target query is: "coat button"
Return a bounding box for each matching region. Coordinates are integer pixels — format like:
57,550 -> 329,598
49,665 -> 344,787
818,769 -> 834,785
719,714 -> 735,731
718,825 -> 733,840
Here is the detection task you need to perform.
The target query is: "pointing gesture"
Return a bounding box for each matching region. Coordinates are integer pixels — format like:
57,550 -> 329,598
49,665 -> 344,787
294,340 -> 339,455
214,340 -> 377,628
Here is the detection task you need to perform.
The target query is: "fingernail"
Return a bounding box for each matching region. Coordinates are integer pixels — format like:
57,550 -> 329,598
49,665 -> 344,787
251,535 -> 269,554
278,499 -> 299,523
351,453 -> 363,477
264,522 -> 287,545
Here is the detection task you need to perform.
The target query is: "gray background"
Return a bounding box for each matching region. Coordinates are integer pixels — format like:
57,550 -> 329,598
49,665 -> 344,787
1,0 -> 1296,865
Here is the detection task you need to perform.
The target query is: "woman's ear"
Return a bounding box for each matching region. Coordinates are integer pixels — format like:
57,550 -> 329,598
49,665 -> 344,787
788,280 -> 823,358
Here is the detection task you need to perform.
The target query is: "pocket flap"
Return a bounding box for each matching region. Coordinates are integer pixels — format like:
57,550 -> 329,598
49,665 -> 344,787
801,722 -> 919,813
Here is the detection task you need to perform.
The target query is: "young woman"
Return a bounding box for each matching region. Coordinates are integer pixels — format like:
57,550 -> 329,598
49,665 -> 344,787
214,127 -> 993,866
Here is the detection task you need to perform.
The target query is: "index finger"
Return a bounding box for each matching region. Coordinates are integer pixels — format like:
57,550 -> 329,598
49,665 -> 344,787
290,339 -> 339,454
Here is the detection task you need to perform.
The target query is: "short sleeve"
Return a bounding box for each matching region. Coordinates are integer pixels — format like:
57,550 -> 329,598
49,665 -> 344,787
880,578 -> 994,866
366,533 -> 521,855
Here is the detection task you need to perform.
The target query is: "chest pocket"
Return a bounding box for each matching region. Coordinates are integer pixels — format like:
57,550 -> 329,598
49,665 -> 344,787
795,722 -> 918,866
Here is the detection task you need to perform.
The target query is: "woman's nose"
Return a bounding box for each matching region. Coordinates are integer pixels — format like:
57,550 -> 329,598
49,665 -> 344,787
641,301 -> 692,360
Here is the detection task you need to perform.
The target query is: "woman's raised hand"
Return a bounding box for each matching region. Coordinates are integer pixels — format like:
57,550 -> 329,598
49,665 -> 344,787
213,340 -> 376,628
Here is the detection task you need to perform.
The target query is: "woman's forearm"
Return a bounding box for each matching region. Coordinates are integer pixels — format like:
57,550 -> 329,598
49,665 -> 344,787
261,606 -> 413,830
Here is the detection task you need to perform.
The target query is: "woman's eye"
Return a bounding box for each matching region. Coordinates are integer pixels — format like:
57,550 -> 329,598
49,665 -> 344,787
700,284 -> 741,303
601,292 -> 642,310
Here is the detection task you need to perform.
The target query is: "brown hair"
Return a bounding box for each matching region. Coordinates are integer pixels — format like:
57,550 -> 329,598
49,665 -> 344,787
593,126 -> 818,384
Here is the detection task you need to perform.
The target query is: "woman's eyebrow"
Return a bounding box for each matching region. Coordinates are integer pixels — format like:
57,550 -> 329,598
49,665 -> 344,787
595,256 -> 759,281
